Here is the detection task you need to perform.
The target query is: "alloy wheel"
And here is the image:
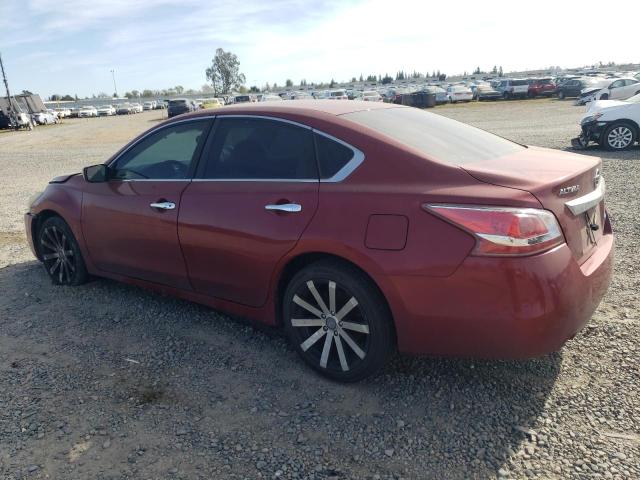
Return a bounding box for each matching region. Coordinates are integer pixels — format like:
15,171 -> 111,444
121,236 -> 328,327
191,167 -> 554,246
40,225 -> 76,284
289,279 -> 370,373
607,126 -> 633,149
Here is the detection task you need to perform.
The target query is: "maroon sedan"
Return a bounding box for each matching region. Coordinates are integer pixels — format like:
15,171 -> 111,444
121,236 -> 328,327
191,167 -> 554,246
25,101 -> 613,381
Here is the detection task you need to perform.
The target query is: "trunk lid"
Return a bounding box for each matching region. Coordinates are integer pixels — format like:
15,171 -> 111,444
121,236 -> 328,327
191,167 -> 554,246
462,146 -> 604,264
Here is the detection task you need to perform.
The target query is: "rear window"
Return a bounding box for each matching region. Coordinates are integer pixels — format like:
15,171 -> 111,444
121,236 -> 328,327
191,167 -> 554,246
511,80 -> 528,86
169,100 -> 187,106
343,107 -> 524,166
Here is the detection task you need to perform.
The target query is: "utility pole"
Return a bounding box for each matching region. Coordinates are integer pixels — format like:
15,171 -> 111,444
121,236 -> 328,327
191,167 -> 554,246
110,69 -> 118,98
0,51 -> 18,128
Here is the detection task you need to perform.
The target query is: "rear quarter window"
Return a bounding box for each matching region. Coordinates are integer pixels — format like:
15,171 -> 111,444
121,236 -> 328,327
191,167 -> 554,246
315,133 -> 356,179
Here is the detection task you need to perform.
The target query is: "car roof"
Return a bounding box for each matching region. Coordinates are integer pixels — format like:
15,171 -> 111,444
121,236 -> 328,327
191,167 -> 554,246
173,99 -> 395,121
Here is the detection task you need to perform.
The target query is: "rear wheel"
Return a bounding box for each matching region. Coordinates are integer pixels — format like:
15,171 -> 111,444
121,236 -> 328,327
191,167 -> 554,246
600,93 -> 609,100
601,122 -> 636,151
283,261 -> 394,382
558,90 -> 565,100
38,216 -> 88,286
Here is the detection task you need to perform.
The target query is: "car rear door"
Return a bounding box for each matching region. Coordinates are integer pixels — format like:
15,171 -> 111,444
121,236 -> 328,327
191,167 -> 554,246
82,119 -> 212,289
178,116 -> 319,307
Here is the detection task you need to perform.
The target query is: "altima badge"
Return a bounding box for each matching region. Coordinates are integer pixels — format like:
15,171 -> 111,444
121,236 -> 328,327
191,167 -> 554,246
559,185 -> 580,196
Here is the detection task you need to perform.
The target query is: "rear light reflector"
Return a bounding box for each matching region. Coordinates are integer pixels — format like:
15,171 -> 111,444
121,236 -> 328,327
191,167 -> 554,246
424,204 -> 565,256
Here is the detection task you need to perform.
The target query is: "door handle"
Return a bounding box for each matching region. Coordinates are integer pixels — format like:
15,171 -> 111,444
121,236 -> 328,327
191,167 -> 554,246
150,201 -> 176,210
265,203 -> 302,213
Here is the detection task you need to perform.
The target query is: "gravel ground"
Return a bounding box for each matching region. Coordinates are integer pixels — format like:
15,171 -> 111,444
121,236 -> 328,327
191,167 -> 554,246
0,101 -> 638,480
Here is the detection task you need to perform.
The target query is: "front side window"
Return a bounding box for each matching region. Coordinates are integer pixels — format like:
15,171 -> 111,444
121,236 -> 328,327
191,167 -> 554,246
201,118 -> 317,180
112,121 -> 210,180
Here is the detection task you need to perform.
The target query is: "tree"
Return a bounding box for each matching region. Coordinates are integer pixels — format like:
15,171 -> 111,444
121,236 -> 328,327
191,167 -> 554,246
113,92 -> 118,98
381,74 -> 393,84
329,78 -> 336,88
438,73 -> 447,81
491,65 -> 498,74
473,66 -> 481,75
350,77 -> 356,83
205,48 -> 246,95
124,92 -> 133,99
201,84 -> 214,93
359,74 -> 363,82
131,90 -> 140,98
174,85 -> 184,94
498,66 -> 504,77
249,85 -> 259,93
285,79 -> 293,87
142,89 -> 154,98
61,95 -> 74,101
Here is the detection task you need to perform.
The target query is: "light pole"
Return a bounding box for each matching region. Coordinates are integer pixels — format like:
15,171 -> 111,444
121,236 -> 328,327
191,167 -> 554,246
110,69 -> 118,98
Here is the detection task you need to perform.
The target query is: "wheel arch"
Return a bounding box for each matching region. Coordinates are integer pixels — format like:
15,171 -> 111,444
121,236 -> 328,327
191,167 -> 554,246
31,209 -> 66,260
274,251 -> 398,345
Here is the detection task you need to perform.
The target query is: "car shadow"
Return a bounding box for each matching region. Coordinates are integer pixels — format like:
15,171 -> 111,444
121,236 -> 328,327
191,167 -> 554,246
1,261 -> 560,479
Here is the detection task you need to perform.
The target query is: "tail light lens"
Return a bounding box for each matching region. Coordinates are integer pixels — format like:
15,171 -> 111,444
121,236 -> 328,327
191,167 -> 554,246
424,204 -> 565,256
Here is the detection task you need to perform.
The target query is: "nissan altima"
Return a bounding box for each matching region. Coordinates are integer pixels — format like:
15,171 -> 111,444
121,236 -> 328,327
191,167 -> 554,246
25,101 -> 613,382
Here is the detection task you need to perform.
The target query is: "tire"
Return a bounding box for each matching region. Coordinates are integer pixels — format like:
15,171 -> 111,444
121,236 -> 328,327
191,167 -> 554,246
37,216 -> 88,286
600,93 -> 609,100
600,122 -> 637,151
503,92 -> 511,100
282,260 -> 394,382
558,90 -> 565,100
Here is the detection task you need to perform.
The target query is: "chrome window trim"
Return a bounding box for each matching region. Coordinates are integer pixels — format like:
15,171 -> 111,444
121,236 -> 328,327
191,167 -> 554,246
106,114 -> 365,183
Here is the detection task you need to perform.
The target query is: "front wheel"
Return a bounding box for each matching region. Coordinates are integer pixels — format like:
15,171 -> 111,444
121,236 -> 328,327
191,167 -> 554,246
601,122 -> 636,151
283,261 -> 394,382
558,90 -> 565,100
38,216 -> 88,285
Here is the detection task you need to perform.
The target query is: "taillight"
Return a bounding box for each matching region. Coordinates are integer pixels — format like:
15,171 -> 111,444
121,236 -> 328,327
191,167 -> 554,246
423,205 -> 564,256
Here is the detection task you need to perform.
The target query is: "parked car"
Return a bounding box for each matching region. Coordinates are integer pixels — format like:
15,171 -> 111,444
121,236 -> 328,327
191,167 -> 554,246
167,98 -> 196,118
202,98 -> 224,109
68,107 -> 80,118
446,85 -> 473,103
474,84 -> 502,101
130,103 -> 143,113
78,106 -> 97,118
259,94 -> 283,102
493,79 -> 529,99
572,93 -> 640,151
361,91 -> 383,102
581,78 -> 640,103
25,101 -> 613,382
327,89 -> 349,100
54,108 -> 71,118
97,105 -> 116,116
527,78 -> 556,97
557,77 -> 602,100
422,86 -> 448,104
143,101 -> 156,111
155,101 -> 167,110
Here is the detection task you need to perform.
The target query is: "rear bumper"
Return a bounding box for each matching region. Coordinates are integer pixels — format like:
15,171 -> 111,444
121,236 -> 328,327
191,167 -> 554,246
391,220 -> 614,358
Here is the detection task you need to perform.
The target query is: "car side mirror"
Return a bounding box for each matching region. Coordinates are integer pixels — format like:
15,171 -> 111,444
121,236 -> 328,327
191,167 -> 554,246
83,164 -> 108,183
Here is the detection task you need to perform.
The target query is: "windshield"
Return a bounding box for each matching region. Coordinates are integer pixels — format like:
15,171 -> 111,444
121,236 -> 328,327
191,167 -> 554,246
511,80 -> 528,86
343,107 -> 524,166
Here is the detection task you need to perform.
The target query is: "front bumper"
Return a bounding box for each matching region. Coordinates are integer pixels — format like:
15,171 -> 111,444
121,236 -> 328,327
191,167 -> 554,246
392,219 -> 614,358
572,120 -> 608,148
24,213 -> 38,259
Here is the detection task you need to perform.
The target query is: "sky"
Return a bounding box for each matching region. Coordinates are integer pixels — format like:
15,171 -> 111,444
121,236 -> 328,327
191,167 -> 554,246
1,0 -> 638,98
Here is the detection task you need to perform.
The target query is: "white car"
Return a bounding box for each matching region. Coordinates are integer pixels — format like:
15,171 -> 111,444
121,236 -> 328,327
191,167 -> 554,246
142,101 -> 156,110
130,103 -> 143,113
361,90 -> 383,102
78,106 -> 98,118
97,105 -> 116,116
578,78 -> 640,105
446,85 -> 473,103
323,89 -> 348,100
54,108 -> 71,118
259,94 -> 283,102
31,111 -> 57,124
572,93 -> 640,151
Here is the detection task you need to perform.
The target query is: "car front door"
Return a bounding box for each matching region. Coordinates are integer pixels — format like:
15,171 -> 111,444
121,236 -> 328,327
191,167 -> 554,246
178,116 -> 319,307
82,119 -> 212,288
608,80 -> 625,99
